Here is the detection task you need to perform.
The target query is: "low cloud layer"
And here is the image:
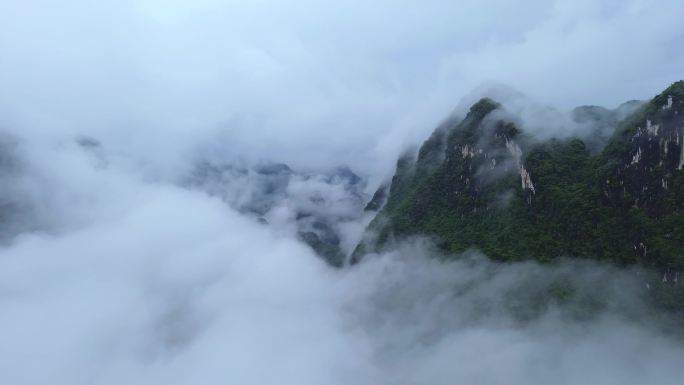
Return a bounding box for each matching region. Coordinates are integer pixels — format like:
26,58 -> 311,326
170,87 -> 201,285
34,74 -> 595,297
1,1 -> 684,384
0,133 -> 683,385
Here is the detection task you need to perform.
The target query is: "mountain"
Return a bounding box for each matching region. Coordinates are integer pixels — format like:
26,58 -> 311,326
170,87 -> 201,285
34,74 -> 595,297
353,81 -> 684,310
188,161 -> 370,267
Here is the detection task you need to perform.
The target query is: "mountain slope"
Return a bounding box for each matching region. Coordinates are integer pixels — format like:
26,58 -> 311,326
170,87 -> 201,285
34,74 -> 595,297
355,81 -> 684,280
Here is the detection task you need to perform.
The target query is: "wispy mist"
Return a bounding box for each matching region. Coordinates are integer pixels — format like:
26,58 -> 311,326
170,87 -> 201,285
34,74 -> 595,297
1,0 -> 683,384
0,137 -> 682,384
2,0 -> 683,179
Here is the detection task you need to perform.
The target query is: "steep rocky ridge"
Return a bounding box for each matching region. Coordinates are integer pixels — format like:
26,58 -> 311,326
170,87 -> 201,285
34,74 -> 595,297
354,82 -> 684,288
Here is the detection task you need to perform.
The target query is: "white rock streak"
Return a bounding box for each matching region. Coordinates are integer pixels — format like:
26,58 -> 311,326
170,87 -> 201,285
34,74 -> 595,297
461,144 -> 476,159
631,147 -> 643,165
506,139 -> 535,194
647,120 -> 660,135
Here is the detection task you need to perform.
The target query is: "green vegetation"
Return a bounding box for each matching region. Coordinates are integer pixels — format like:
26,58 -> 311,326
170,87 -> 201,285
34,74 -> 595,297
352,81 -> 684,317
356,81 -> 684,274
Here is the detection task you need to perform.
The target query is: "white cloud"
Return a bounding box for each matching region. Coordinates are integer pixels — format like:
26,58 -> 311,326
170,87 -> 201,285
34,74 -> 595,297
1,1 -> 683,383
1,0 -> 682,179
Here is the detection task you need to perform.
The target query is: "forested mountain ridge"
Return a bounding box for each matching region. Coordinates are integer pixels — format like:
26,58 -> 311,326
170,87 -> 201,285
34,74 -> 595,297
354,81 -> 684,283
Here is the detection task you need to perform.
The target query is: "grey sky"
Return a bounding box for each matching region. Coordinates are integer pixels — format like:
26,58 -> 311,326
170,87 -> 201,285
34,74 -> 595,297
1,2 -> 684,384
2,0 -> 683,179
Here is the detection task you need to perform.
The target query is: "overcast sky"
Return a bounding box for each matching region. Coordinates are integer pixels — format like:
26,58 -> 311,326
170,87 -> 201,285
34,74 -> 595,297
1,2 -> 684,384
1,0 -> 683,178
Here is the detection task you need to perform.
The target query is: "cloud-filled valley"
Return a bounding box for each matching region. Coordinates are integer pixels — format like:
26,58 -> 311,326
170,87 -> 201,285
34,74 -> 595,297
1,0 -> 684,384
1,121 -> 683,384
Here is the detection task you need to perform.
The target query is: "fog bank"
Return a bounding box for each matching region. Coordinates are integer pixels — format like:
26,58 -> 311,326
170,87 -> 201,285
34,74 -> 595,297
0,139 -> 683,384
1,1 -> 684,383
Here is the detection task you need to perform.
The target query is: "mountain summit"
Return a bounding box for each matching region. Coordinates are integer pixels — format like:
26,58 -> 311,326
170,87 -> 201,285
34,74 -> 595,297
355,82 -> 684,288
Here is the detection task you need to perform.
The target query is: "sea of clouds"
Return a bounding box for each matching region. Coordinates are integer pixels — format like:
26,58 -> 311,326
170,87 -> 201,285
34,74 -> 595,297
1,0 -> 684,384
1,117 -> 683,385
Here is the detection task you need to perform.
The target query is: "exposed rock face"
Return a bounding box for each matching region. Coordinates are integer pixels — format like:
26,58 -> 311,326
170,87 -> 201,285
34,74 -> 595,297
355,81 -> 684,280
363,184 -> 389,212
